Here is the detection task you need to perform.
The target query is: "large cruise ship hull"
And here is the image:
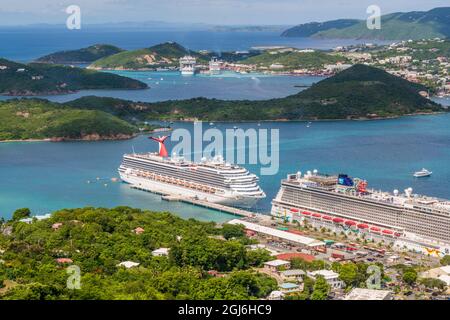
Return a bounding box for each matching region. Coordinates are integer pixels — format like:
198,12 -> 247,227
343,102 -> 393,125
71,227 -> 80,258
119,172 -> 260,208
271,182 -> 450,257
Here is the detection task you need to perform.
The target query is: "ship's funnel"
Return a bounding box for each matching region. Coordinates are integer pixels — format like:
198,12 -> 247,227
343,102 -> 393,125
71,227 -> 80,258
149,135 -> 170,157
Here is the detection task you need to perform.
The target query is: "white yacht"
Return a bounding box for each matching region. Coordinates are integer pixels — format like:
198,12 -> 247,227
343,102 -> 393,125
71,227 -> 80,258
118,136 -> 266,208
414,168 -> 432,178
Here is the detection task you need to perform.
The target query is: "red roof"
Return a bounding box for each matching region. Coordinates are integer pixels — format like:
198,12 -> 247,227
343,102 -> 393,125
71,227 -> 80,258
357,223 -> 369,229
345,220 -> 356,226
332,217 -> 344,223
302,211 -> 311,216
290,208 -> 299,213
276,253 -> 315,263
322,216 -> 332,220
56,258 -> 73,264
312,213 -> 322,218
382,229 -> 393,235
370,227 -> 381,232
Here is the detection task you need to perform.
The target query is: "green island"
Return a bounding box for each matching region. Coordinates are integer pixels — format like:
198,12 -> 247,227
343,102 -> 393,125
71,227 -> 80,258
0,207 -> 277,300
35,44 -> 124,64
0,99 -> 137,141
89,42 -> 211,70
87,41 -> 341,72
66,65 -> 444,121
281,7 -> 450,40
0,58 -> 148,96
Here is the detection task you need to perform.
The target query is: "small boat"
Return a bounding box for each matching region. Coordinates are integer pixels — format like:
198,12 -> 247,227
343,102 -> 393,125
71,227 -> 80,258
209,122 -> 214,126
414,168 -> 432,178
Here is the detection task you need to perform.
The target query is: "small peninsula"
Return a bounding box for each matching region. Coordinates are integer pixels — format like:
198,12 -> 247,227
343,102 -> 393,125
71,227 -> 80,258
35,44 -> 123,64
0,99 -> 137,141
0,58 -> 148,96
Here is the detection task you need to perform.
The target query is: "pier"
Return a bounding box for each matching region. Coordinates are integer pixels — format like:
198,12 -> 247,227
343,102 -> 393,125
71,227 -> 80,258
131,185 -> 259,218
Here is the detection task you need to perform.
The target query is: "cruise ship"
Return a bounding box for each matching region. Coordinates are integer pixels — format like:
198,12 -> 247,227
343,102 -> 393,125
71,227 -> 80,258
271,170 -> 450,256
118,136 -> 266,208
179,56 -> 196,75
209,57 -> 222,74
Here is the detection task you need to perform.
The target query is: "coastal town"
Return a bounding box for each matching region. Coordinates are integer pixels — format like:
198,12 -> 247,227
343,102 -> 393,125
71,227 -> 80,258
175,38 -> 450,97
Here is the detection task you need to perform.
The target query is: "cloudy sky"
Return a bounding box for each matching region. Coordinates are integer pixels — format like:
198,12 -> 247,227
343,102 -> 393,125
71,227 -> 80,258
0,0 -> 448,26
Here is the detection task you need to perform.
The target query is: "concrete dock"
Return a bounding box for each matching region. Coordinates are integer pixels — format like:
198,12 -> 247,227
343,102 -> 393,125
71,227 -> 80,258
131,185 -> 259,218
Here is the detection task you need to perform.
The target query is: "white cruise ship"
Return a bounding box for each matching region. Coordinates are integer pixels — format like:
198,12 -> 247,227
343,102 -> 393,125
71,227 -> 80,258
271,170 -> 450,256
179,56 -> 196,75
209,57 -> 222,74
118,136 -> 266,208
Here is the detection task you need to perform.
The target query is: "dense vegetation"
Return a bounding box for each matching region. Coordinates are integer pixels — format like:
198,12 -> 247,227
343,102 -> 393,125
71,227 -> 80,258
282,7 -> 450,40
241,50 -> 348,70
35,44 -> 123,64
89,42 -> 209,70
66,65 -> 443,121
0,58 -> 147,95
0,207 -> 276,300
0,99 -> 137,141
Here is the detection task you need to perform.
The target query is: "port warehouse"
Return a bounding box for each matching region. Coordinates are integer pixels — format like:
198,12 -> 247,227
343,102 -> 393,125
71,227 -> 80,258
228,219 -> 326,251
272,180 -> 450,247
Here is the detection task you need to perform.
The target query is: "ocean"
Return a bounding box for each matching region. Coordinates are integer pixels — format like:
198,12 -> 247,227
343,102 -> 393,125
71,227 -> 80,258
1,112 -> 450,221
0,28 -> 381,62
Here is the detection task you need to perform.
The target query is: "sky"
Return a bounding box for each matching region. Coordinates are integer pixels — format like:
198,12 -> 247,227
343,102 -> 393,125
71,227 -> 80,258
0,0 -> 448,26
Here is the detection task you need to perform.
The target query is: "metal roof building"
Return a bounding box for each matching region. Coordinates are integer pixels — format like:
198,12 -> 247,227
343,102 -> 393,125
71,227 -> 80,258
228,219 -> 325,247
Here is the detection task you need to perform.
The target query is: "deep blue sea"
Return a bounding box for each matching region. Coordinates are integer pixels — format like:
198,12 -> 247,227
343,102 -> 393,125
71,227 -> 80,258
0,28 -> 383,62
0,28 -> 449,222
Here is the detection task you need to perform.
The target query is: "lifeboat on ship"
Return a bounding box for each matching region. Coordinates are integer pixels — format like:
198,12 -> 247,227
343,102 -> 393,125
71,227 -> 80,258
345,220 -> 357,227
357,223 -> 369,229
332,217 -> 344,224
290,208 -> 299,213
302,211 -> 312,216
370,227 -> 381,233
382,229 -> 394,236
322,215 -> 332,221
312,213 -> 322,219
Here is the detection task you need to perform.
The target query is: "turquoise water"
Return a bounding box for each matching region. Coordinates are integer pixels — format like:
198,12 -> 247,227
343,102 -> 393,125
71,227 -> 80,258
0,71 -> 323,103
1,113 -> 450,221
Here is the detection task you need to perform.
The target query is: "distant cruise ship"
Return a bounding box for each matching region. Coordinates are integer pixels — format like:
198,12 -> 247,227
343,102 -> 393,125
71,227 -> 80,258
179,56 -> 196,75
271,170 -> 450,256
118,136 -> 266,208
209,57 -> 222,74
